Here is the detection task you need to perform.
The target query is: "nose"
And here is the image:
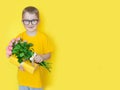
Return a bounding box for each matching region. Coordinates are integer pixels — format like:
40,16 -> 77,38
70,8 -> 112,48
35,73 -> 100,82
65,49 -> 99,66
29,22 -> 32,25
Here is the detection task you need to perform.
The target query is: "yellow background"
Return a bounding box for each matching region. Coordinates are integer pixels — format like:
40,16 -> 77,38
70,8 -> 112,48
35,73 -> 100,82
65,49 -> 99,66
0,0 -> 120,90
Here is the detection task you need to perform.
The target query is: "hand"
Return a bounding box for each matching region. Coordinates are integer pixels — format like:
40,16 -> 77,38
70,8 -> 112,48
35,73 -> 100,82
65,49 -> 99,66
34,55 -> 44,63
18,65 -> 24,71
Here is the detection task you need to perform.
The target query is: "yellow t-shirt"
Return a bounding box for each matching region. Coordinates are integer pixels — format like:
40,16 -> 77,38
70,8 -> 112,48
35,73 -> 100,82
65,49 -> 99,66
16,31 -> 53,88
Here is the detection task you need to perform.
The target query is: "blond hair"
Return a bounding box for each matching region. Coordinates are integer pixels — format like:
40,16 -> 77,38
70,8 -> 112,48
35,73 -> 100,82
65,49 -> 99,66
22,6 -> 39,19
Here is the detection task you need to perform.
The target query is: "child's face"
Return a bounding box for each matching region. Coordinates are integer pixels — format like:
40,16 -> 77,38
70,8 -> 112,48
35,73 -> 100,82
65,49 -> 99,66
22,12 -> 39,32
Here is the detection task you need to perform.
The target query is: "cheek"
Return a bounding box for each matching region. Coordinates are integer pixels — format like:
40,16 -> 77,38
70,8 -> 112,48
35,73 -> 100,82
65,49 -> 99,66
23,24 -> 38,29
23,24 -> 27,27
24,25 -> 29,29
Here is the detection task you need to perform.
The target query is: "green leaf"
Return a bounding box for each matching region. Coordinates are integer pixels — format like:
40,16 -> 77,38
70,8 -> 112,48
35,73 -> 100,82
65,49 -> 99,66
18,59 -> 23,63
39,61 -> 51,72
19,53 -> 24,57
14,44 -> 21,49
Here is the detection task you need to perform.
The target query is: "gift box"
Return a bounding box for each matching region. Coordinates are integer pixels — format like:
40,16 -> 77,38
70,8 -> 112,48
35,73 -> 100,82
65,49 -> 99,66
9,55 -> 38,74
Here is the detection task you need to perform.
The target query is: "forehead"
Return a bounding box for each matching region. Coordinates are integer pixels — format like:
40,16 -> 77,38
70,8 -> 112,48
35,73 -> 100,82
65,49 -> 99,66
23,12 -> 38,19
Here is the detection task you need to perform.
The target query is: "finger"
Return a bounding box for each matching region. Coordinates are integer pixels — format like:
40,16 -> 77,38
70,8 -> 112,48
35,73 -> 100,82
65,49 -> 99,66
21,68 -> 24,71
36,60 -> 40,63
20,66 -> 24,71
32,61 -> 34,66
40,58 -> 43,62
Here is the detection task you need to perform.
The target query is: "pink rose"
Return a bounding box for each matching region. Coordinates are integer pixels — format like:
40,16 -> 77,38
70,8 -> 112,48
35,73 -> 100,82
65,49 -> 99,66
6,49 -> 12,57
11,39 -> 15,43
16,37 -> 21,41
8,46 -> 13,50
15,41 -> 18,45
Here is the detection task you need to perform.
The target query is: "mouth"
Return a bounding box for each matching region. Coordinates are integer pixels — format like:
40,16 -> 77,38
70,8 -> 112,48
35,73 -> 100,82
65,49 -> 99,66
28,27 -> 34,28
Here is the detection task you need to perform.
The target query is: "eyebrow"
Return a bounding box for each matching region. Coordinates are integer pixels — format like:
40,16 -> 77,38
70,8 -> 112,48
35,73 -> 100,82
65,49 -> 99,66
23,19 -> 38,20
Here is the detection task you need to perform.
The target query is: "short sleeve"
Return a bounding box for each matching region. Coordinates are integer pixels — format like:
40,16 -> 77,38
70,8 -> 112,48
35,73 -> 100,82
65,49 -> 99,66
42,35 -> 53,54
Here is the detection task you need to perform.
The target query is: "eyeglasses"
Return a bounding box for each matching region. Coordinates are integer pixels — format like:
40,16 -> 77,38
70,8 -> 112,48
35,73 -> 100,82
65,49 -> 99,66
22,19 -> 39,25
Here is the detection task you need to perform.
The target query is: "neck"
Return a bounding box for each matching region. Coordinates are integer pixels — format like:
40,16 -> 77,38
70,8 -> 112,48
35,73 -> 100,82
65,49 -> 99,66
26,30 -> 37,36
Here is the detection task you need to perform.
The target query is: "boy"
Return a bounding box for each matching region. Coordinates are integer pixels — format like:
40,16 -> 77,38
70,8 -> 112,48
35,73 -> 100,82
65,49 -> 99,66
17,6 -> 53,90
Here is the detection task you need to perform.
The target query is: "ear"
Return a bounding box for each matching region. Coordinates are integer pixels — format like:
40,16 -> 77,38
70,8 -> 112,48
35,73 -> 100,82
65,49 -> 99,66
38,19 -> 40,23
37,19 -> 40,25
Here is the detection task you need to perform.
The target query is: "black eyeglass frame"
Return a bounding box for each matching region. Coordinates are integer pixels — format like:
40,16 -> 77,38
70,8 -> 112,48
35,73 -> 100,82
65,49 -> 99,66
22,19 -> 39,25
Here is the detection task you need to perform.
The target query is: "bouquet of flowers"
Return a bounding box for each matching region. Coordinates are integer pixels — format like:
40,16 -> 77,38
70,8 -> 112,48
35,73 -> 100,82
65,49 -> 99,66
6,37 -> 51,73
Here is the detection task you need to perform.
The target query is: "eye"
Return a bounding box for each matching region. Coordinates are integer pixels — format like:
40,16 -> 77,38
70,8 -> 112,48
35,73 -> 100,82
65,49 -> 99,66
22,20 -> 29,25
31,20 -> 38,25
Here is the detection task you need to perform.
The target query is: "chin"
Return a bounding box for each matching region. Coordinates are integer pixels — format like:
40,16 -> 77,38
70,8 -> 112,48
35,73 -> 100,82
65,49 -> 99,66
26,28 -> 36,32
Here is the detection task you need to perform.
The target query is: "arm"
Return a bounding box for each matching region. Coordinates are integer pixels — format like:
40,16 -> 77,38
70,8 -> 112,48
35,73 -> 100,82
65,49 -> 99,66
34,53 -> 52,63
40,53 -> 51,60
